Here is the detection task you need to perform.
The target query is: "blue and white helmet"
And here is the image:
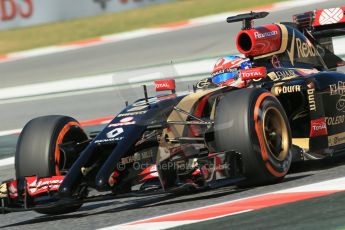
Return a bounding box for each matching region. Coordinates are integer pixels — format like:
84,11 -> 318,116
211,55 -> 252,86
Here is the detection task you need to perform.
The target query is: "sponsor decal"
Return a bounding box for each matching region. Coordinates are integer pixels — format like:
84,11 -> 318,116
118,111 -> 147,117
328,132 -> 345,147
27,177 -> 63,196
254,30 -> 278,39
0,0 -> 33,21
319,8 -> 344,25
330,81 -> 345,96
109,117 -> 136,127
307,88 -> 316,111
94,137 -> 124,144
127,105 -> 149,112
271,55 -> 281,68
326,115 -> 345,126
196,78 -> 212,89
106,127 -> 124,138
276,85 -> 301,94
109,122 -> 135,127
287,31 -> 318,66
211,68 -> 237,78
329,81 -> 345,112
154,79 -> 176,92
119,117 -> 134,123
310,118 -> 328,137
240,67 -> 267,81
268,70 -> 296,81
121,149 -> 154,164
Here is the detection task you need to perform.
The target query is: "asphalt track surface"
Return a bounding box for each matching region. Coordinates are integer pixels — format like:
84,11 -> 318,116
1,1 -> 345,229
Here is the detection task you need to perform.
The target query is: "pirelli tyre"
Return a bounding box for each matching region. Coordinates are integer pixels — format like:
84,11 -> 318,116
15,115 -> 88,215
214,88 -> 292,185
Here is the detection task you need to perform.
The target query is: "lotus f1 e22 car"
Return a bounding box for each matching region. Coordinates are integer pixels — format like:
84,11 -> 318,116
1,6 -> 345,214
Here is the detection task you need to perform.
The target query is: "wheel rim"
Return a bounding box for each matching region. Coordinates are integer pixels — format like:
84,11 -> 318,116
262,107 -> 289,161
54,122 -> 81,175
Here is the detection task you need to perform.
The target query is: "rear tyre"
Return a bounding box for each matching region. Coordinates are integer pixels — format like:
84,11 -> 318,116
214,88 -> 292,185
15,115 -> 88,214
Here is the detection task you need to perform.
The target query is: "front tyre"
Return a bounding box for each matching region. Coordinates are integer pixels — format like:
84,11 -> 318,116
214,88 -> 292,185
15,115 -> 88,214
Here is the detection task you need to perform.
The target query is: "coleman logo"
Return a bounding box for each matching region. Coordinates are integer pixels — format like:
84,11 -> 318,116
310,118 -> 328,138
307,88 -> 316,111
254,30 -> 278,39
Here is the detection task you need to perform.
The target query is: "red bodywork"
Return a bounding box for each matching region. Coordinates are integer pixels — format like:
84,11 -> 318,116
236,24 -> 281,57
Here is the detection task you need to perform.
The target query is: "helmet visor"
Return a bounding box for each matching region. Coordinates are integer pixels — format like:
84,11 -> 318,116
212,71 -> 239,84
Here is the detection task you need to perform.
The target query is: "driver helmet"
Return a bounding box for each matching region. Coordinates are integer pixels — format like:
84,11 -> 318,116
211,55 -> 252,87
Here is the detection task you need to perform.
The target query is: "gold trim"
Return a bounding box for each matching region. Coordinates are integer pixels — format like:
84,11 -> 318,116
167,87 -> 224,138
0,183 -> 8,198
262,106 -> 289,161
292,138 -> 309,149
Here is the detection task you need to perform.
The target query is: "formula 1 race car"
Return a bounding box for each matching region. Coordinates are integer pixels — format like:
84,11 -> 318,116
1,6 -> 345,214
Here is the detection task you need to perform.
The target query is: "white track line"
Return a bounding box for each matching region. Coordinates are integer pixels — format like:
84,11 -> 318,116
102,176 -> 345,230
0,58 -> 218,100
0,157 -> 14,167
0,129 -> 22,137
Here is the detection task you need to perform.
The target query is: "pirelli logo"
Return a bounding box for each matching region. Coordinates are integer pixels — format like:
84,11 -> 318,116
328,132 -> 345,147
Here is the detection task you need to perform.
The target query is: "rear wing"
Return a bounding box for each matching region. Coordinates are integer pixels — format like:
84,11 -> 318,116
294,6 -> 345,38
293,6 -> 345,70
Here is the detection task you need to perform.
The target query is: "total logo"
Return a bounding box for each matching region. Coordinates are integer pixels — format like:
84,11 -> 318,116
310,118 -> 328,137
240,67 -> 267,81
